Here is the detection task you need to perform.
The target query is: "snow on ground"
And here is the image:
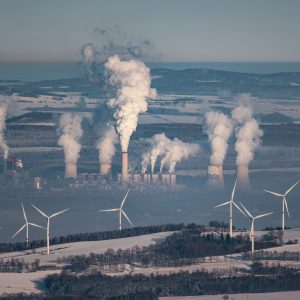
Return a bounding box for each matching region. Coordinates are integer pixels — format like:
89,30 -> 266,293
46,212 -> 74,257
0,231 -> 173,265
0,270 -> 60,295
160,291 -> 300,300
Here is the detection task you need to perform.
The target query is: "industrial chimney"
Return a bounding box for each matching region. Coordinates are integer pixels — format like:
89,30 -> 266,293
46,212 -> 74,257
237,164 -> 250,190
207,165 -> 224,188
121,152 -> 128,182
100,163 -> 111,176
65,162 -> 77,179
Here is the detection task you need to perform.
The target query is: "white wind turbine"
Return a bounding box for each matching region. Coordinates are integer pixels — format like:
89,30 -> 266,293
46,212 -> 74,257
215,179 -> 246,237
264,180 -> 299,233
100,189 -> 134,231
240,202 -> 273,255
31,204 -> 69,255
11,202 -> 44,247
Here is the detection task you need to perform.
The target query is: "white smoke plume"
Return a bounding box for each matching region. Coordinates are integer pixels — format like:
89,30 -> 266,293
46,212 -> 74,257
58,113 -> 83,164
141,133 -> 200,173
105,55 -> 157,152
204,111 -> 233,166
80,43 -> 101,83
0,101 -> 9,159
231,100 -> 263,166
96,125 -> 118,164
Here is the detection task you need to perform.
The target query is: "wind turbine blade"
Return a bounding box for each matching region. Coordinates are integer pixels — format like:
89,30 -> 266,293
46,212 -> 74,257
28,222 -> 45,229
11,224 -> 26,239
121,210 -> 134,227
285,180 -> 300,196
264,190 -> 283,197
31,204 -> 48,218
231,179 -> 237,201
239,202 -> 253,219
284,197 -> 290,219
100,208 -> 119,212
232,201 -> 246,216
50,208 -> 69,218
255,212 -> 273,219
215,201 -> 230,208
120,189 -> 130,209
21,202 -> 28,223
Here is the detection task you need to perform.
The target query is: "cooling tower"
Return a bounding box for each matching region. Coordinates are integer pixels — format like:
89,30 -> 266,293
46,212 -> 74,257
207,165 -> 224,188
100,163 -> 111,176
237,164 -> 250,190
65,162 -> 77,179
121,152 -> 128,182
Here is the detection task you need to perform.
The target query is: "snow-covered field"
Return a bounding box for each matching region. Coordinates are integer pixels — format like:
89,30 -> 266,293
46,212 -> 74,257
0,231 -> 173,265
160,291 -> 300,300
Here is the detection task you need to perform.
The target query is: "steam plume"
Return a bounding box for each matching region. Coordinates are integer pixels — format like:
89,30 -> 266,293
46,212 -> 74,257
0,101 -> 9,159
58,113 -> 83,164
204,111 -> 233,166
96,125 -> 118,165
80,43 -> 102,83
141,133 -> 200,173
105,55 -> 157,152
231,101 -> 263,166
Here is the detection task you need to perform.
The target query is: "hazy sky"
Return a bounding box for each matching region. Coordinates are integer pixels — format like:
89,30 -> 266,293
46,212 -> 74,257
0,0 -> 299,62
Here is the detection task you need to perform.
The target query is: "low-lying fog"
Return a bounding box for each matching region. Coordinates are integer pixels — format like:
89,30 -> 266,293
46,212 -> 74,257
1,171 -> 300,243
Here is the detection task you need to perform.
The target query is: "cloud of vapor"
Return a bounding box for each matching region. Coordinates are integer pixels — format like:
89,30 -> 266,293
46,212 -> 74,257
0,100 -> 9,159
204,111 -> 233,166
80,43 -> 103,83
96,125 -> 118,165
105,55 -> 157,152
57,113 -> 83,163
141,133 -> 200,173
231,97 -> 263,166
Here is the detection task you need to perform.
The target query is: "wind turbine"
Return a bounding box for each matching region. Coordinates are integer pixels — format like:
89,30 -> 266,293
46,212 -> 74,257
100,189 -> 134,231
215,179 -> 246,237
31,204 -> 69,255
240,202 -> 273,255
11,202 -> 44,247
264,180 -> 299,233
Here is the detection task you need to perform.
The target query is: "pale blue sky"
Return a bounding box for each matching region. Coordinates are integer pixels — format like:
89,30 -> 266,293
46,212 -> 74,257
0,0 -> 299,62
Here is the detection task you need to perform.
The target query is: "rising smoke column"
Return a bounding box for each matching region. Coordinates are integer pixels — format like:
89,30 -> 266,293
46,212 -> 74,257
231,99 -> 263,188
231,103 -> 263,166
0,102 -> 9,159
96,125 -> 118,168
57,113 -> 83,165
81,43 -> 101,83
141,133 -> 200,173
204,111 -> 233,167
105,55 -> 157,152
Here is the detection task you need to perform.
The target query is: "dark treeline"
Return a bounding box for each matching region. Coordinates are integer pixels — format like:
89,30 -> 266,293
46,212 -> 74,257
60,229 -> 279,272
0,258 -> 40,273
243,250 -> 300,261
0,223 -> 191,253
42,265 -> 300,299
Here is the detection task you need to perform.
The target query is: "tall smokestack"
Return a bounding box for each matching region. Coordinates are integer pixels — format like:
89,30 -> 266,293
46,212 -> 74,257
65,162 -> 77,179
122,152 -> 128,182
237,165 -> 250,190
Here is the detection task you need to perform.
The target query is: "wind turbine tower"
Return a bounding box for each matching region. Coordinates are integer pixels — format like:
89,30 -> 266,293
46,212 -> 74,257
264,180 -> 299,233
100,189 -> 134,231
215,179 -> 245,237
31,204 -> 69,255
240,202 -> 273,255
11,202 -> 44,247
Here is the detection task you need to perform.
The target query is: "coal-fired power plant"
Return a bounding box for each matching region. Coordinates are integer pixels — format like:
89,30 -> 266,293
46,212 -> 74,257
65,162 -> 77,179
121,152 -> 128,182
